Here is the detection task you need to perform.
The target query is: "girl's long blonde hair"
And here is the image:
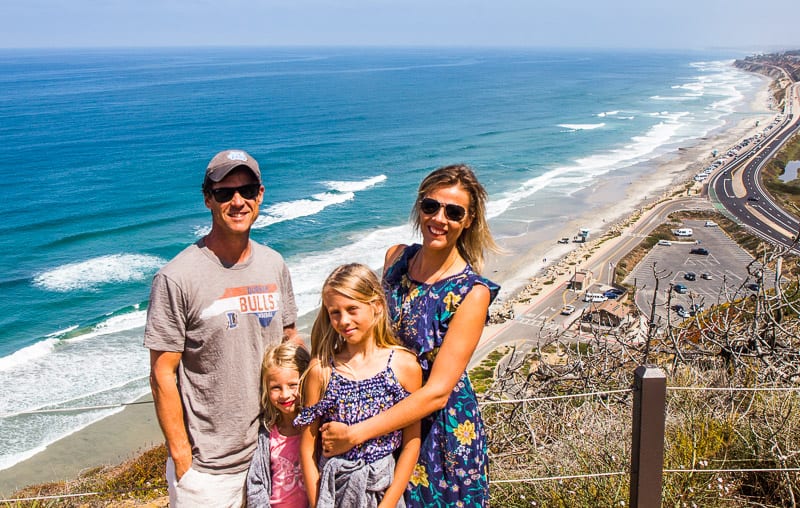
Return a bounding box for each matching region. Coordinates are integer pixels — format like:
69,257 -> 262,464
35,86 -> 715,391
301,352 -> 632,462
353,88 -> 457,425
309,263 -> 400,390
412,164 -> 501,273
259,341 -> 311,428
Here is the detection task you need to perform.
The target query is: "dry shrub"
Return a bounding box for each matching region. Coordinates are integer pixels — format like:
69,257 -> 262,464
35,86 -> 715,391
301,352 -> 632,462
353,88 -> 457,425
482,247 -> 800,506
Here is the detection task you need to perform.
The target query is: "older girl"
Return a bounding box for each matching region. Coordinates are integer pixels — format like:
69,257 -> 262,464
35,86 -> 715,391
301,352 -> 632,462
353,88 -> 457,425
297,263 -> 422,507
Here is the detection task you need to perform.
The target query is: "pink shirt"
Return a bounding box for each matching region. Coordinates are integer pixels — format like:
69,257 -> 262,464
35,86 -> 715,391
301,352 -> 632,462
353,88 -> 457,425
269,424 -> 308,508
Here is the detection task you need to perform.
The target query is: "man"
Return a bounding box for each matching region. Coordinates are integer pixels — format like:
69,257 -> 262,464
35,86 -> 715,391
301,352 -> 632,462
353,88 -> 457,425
145,149 -> 298,506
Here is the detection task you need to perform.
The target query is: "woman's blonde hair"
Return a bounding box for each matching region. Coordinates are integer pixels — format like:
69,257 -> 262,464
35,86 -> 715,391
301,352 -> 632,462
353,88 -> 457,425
259,341 -> 311,428
413,164 -> 501,273
310,263 -> 399,366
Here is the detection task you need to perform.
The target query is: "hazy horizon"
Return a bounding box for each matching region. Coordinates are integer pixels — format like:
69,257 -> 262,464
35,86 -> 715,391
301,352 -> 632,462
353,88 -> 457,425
1,0 -> 797,51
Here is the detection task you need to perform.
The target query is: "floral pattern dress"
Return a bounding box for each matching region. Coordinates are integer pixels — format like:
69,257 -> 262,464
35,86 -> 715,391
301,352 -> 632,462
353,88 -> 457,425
383,244 -> 499,507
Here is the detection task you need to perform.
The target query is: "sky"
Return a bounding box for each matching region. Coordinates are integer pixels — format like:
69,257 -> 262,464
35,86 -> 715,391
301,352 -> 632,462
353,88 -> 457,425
0,0 -> 798,51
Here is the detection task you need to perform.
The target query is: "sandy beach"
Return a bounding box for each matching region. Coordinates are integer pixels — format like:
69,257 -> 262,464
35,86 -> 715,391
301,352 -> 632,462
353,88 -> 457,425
0,395 -> 163,496
486,75 -> 775,299
0,73 -> 778,498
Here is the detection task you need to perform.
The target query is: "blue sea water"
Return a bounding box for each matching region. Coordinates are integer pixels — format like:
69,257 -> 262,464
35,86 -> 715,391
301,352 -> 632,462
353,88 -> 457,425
0,47 -> 765,470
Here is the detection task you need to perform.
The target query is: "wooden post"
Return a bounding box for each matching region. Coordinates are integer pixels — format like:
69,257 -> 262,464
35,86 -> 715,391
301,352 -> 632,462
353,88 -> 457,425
630,365 -> 666,508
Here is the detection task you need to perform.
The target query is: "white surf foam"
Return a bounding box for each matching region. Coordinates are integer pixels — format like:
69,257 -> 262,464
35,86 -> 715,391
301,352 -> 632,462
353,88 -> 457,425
0,338 -> 59,372
33,254 -> 165,292
650,95 -> 699,101
195,175 -> 387,233
321,174 -> 387,193
490,109 -> 692,216
253,191 -> 355,229
0,320 -> 151,470
66,310 -> 147,344
558,123 -> 605,131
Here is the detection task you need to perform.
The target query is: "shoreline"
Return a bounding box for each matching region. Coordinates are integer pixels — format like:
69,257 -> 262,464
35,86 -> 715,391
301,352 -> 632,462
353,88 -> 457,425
0,394 -> 163,496
0,72 -> 777,497
485,74 -> 774,301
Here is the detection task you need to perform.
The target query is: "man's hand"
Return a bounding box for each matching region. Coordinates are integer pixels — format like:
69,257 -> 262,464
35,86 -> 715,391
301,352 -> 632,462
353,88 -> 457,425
172,449 -> 193,480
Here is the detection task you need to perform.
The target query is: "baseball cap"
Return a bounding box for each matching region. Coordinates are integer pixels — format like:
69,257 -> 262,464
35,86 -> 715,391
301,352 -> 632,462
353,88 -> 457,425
205,149 -> 261,185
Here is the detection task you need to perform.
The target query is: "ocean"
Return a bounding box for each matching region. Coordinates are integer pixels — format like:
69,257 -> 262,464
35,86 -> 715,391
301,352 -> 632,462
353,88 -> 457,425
0,47 -> 766,471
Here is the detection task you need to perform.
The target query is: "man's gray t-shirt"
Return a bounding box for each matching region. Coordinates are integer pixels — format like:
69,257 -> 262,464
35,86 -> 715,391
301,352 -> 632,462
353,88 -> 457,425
144,239 -> 297,474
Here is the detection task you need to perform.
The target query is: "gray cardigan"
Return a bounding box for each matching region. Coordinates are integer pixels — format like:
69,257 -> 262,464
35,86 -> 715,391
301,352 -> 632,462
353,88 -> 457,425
246,423 -> 273,507
317,453 -> 404,508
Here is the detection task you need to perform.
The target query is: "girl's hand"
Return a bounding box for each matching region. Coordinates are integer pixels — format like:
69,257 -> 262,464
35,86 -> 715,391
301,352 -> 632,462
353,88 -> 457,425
319,421 -> 356,457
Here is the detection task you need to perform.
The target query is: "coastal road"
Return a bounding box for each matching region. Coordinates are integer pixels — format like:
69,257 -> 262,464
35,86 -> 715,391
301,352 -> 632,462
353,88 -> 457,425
709,81 -> 800,250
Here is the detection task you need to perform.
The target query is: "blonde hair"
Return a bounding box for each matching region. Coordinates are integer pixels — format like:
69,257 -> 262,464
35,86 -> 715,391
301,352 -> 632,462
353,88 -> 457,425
259,341 -> 311,428
310,263 -> 400,370
413,164 -> 501,273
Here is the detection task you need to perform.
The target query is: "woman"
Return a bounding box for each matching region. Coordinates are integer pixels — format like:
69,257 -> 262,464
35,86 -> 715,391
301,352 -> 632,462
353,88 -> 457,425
320,164 -> 500,506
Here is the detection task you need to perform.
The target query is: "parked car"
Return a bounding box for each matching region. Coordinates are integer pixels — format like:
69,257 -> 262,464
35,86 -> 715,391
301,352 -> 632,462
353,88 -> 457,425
674,284 -> 688,294
557,237 -> 570,244
746,283 -> 760,291
701,272 -> 713,280
657,239 -> 672,246
561,304 -> 576,315
684,272 -> 696,281
690,303 -> 704,315
690,247 -> 709,255
603,288 -> 624,298
677,308 -> 691,318
583,292 -> 607,303
704,220 -> 718,227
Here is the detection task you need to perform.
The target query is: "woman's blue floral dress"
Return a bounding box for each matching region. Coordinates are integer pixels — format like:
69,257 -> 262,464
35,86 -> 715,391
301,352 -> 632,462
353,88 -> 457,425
383,244 -> 499,507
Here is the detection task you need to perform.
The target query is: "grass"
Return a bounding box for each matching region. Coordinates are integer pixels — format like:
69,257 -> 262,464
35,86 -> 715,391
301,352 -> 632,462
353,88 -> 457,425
470,346 -> 508,394
6,446 -> 168,507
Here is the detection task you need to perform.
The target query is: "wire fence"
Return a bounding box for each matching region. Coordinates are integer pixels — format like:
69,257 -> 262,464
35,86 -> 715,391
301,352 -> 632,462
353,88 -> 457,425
2,375 -> 800,503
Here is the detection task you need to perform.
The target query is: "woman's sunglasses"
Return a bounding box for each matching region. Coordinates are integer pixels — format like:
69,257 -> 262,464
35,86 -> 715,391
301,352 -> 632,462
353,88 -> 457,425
419,197 -> 467,222
209,183 -> 261,203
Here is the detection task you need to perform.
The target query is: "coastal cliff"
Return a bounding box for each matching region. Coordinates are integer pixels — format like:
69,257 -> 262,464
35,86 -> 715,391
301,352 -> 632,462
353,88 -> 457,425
734,50 -> 800,80
734,50 -> 799,108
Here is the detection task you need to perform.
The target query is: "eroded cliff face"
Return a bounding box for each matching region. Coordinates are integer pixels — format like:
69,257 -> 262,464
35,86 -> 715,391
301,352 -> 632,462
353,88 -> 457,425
735,51 -> 800,82
734,60 -> 786,80
734,53 -> 799,108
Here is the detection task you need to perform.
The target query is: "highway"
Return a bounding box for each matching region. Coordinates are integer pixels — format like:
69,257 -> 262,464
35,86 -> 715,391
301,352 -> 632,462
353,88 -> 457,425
709,79 -> 800,250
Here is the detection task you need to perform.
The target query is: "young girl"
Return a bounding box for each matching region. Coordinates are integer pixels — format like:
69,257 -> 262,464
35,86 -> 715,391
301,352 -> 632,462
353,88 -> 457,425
295,263 -> 422,508
246,341 -> 311,507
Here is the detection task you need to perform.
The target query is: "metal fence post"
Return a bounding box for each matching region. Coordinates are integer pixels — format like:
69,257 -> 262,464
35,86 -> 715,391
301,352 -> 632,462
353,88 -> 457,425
630,365 -> 666,508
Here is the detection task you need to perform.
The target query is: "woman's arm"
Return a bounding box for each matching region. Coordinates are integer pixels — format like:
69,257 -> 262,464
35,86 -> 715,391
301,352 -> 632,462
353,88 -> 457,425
379,351 -> 422,508
320,284 -> 490,455
299,361 -> 325,507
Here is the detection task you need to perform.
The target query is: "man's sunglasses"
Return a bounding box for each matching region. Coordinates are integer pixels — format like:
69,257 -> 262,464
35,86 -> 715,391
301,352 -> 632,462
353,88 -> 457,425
419,197 -> 468,222
208,183 -> 261,203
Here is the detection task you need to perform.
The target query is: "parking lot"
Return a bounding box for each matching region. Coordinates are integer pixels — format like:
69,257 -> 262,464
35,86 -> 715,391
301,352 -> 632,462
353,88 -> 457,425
622,219 -> 773,322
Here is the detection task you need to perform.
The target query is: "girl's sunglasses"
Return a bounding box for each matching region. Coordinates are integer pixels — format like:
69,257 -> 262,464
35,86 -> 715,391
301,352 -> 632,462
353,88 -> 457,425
419,197 -> 467,222
209,183 -> 261,203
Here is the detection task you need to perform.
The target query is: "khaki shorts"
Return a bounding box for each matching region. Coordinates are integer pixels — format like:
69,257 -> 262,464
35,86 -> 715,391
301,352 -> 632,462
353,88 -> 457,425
166,456 -> 247,507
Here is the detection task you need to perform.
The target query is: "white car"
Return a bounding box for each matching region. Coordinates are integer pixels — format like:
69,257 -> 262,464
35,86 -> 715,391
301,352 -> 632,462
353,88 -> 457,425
657,239 -> 672,246
561,304 -> 576,315
704,221 -> 717,227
